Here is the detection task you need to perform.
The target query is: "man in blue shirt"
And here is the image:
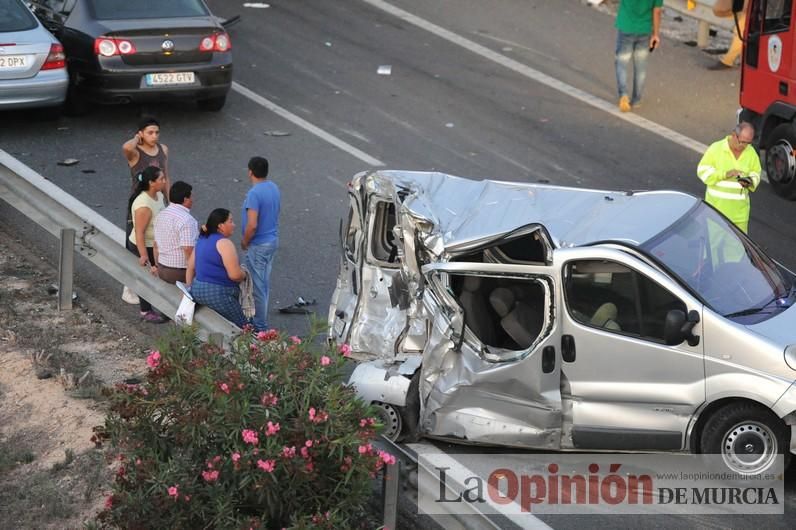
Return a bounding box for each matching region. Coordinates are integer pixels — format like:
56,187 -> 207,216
241,156 -> 281,331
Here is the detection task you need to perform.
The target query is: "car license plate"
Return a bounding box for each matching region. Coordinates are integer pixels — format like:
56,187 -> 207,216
145,72 -> 195,86
333,318 -> 345,337
0,55 -> 28,69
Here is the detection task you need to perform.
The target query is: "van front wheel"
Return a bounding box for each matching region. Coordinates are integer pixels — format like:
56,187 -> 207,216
700,402 -> 790,474
765,123 -> 796,200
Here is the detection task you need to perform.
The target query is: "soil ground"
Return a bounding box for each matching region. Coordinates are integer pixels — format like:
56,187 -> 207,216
0,229 -> 151,530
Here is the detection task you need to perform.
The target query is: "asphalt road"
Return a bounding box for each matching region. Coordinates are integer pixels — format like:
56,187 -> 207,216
1,0 -> 795,528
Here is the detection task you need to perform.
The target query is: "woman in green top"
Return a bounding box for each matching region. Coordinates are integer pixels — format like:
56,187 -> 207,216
127,166 -> 167,323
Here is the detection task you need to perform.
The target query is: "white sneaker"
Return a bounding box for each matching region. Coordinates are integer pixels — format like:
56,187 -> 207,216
122,285 -> 140,305
587,0 -> 604,5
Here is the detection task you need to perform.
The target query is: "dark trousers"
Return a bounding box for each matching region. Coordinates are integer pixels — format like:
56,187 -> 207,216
157,264 -> 187,285
126,240 -> 155,313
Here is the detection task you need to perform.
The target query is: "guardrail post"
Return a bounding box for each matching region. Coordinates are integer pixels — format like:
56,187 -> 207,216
58,228 -> 75,310
383,459 -> 400,529
697,20 -> 710,48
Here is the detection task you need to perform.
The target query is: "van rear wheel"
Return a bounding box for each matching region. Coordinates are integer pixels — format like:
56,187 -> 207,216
700,402 -> 790,474
765,123 -> 796,200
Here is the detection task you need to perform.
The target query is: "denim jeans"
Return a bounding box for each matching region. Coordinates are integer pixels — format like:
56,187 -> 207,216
615,32 -> 650,105
245,240 -> 278,331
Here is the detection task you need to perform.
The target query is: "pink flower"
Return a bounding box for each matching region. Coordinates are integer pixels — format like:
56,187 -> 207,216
231,452 -> 241,462
320,355 -> 331,366
359,417 -> 376,427
358,443 -> 373,455
308,407 -> 316,420
256,329 -> 279,341
282,446 -> 296,459
242,429 -> 259,445
146,350 -> 161,368
309,408 -> 328,424
265,421 -> 281,436
202,469 -> 219,482
104,495 -> 114,509
338,343 -> 352,357
260,392 -> 278,407
290,335 -> 302,344
256,459 -> 276,473
305,439 -> 313,448
300,446 -> 310,459
167,485 -> 179,499
219,383 -> 230,394
378,450 -> 397,466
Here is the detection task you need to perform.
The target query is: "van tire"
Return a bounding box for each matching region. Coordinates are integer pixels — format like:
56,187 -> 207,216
765,123 -> 796,200
700,402 -> 790,474
397,371 -> 421,443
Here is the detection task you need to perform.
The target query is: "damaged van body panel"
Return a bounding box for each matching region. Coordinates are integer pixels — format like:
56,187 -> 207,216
333,171 -> 796,470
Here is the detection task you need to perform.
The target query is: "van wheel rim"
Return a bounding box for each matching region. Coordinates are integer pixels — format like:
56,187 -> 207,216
721,421 -> 777,474
767,140 -> 796,185
373,402 -> 402,441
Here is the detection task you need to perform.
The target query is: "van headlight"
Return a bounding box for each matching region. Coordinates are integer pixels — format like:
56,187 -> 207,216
786,344 -> 796,371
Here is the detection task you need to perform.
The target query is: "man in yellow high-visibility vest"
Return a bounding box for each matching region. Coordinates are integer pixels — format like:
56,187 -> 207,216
697,122 -> 761,233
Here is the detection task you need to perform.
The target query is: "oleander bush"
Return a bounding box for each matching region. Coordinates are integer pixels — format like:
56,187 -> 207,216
93,325 -> 392,529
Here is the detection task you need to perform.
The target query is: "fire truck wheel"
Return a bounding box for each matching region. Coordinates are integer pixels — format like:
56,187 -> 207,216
765,123 -> 796,200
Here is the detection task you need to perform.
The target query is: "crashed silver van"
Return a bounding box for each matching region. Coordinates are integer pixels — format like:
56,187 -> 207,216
329,170 -> 796,474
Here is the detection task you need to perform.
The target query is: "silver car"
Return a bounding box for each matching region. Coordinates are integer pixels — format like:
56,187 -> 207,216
330,170 -> 796,475
0,0 -> 67,110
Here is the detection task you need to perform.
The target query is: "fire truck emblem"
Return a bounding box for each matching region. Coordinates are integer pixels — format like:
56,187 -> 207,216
768,35 -> 782,73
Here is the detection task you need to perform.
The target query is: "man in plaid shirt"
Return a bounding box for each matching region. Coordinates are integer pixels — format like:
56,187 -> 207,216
153,181 -> 199,284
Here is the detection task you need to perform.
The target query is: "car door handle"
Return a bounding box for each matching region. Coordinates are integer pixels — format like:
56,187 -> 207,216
562,334 -> 576,363
542,346 -> 556,373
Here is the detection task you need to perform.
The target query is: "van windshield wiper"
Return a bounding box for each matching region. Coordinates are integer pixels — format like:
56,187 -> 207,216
724,296 -> 783,318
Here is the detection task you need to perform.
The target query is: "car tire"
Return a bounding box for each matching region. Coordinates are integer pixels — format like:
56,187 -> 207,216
700,402 -> 791,474
764,123 -> 796,200
397,370 -> 421,443
63,89 -> 89,117
197,95 -> 226,112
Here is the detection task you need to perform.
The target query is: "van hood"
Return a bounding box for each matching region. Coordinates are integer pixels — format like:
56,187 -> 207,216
747,304 -> 796,350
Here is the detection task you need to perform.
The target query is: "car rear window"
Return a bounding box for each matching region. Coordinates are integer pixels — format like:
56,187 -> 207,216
88,0 -> 208,20
0,0 -> 38,32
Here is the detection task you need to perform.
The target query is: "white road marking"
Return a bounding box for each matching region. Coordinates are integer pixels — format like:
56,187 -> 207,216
232,81 -> 385,167
325,174 -> 347,189
359,0 -> 709,157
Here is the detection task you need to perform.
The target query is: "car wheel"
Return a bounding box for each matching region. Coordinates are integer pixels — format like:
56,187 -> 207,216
700,402 -> 790,474
372,401 -> 402,441
197,95 -> 226,112
765,123 -> 796,200
63,89 -> 89,117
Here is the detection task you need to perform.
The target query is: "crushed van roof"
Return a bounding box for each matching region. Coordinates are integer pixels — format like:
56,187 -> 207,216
358,171 -> 700,251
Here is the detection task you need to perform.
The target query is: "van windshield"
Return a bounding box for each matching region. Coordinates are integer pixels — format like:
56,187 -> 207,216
641,203 -> 793,319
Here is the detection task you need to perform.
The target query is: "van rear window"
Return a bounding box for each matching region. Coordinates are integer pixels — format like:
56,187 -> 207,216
0,0 -> 38,33
88,0 -> 208,20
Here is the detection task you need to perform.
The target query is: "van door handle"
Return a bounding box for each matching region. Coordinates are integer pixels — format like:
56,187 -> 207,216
542,346 -> 556,373
562,334 -> 576,362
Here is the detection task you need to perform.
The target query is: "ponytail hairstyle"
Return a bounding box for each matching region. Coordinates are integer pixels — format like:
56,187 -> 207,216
127,166 -> 163,216
200,208 -> 231,238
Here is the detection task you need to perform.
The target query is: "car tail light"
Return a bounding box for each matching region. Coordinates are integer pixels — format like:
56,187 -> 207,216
94,37 -> 136,57
41,43 -> 65,70
199,32 -> 231,52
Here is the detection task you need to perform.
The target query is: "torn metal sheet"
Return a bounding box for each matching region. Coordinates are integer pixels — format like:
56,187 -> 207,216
330,170 -> 796,472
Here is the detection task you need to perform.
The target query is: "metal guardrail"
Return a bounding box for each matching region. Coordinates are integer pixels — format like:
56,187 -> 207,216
375,436 -> 506,530
0,149 -> 239,342
665,0 -> 736,48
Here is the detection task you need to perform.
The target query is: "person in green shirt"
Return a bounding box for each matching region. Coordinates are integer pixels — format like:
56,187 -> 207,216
615,0 -> 663,112
697,122 -> 762,234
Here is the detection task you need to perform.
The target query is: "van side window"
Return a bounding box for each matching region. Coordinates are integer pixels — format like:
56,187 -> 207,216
564,260 -> 686,343
764,0 -> 791,32
450,274 -> 546,351
370,201 -> 399,265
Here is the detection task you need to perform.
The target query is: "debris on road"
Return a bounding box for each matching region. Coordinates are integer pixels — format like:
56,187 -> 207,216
263,130 -> 291,137
82,169 -> 96,174
243,2 -> 269,8
279,296 -> 317,314
377,65 -> 392,75
57,158 -> 79,166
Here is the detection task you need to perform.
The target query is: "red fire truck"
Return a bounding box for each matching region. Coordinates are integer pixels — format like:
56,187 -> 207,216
737,0 -> 796,198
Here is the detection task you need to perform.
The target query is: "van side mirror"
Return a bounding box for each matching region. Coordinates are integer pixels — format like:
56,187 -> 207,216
664,309 -> 700,346
732,0 -> 745,12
